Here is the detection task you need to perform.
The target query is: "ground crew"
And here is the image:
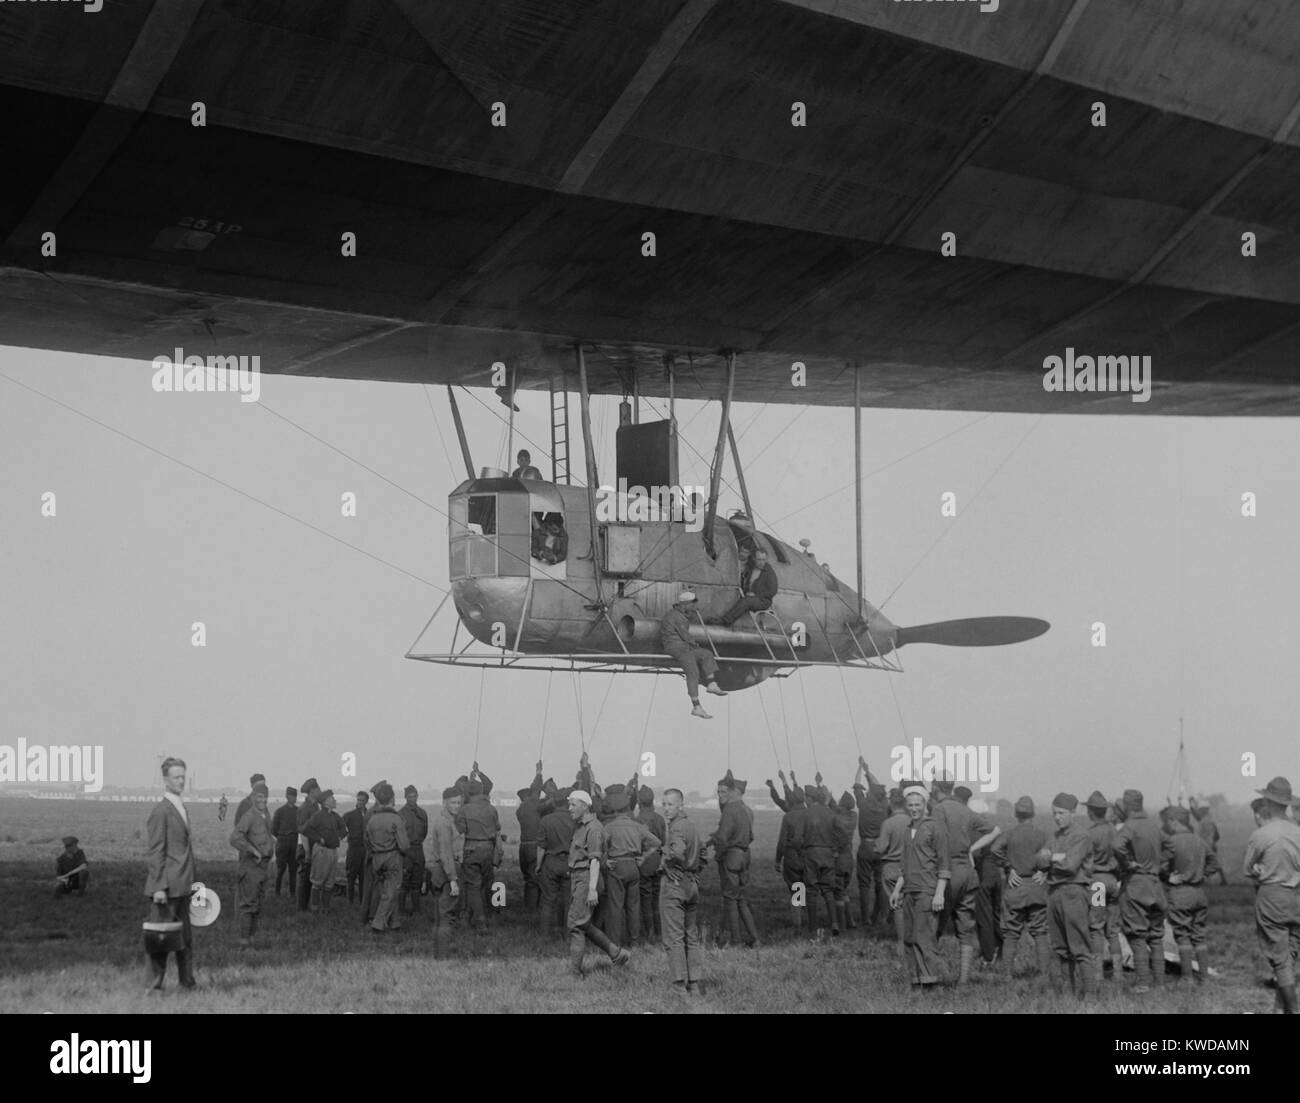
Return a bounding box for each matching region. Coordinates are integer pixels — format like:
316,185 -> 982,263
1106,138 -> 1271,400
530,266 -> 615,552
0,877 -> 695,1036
660,787 -> 705,997
773,782 -> 810,931
217,794 -> 228,822
932,779 -> 1000,985
456,776 -> 500,933
399,785 -> 429,916
1243,778 -> 1300,1014
537,791 -> 575,934
54,835 -> 89,896
1045,792 -> 1096,997
295,778 -> 322,912
1162,803 -> 1217,983
229,782 -> 273,946
708,770 -> 758,947
1190,796 -> 1228,885
233,773 -> 266,825
361,778 -> 387,925
271,787 -> 299,896
365,782 -> 409,933
852,757 -> 890,929
635,786 -> 667,944
602,790 -> 661,945
515,761 -> 545,912
1114,788 -> 1167,992
302,790 -> 343,910
341,791 -> 368,903
425,786 -> 464,957
831,791 -> 858,932
875,790 -> 909,956
659,591 -> 727,719
566,790 -> 631,975
991,796 -> 1049,975
891,784 -> 948,988
1084,789 -> 1122,982
802,783 -> 840,935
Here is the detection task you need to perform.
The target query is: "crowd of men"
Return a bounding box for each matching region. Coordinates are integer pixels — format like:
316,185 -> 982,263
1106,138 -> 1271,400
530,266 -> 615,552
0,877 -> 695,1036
130,751 -> 1300,1012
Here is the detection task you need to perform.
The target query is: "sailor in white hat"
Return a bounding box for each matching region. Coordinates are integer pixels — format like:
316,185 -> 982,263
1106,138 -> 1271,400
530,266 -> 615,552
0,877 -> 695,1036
659,591 -> 727,719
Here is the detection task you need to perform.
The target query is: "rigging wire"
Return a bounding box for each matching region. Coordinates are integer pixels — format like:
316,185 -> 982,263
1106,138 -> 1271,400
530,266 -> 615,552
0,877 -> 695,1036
755,681 -> 784,771
539,670 -> 553,759
585,673 -> 617,752
473,666 -> 486,759
423,384 -> 456,478
0,371 -> 447,594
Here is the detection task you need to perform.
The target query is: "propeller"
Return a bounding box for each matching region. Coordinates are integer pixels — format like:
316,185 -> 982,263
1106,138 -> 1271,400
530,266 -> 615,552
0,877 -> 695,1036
895,617 -> 1050,648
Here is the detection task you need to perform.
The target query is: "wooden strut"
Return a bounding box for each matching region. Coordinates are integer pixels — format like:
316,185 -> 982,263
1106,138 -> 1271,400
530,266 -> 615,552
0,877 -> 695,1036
854,363 -> 864,621
727,421 -> 754,523
446,384 -> 475,480
575,344 -> 607,609
703,350 -> 735,558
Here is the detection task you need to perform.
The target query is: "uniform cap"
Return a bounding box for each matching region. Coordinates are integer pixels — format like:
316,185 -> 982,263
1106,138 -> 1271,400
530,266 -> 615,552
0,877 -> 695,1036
301,778 -> 319,793
1014,796 -> 1035,817
249,773 -> 266,786
319,789 -> 334,802
1256,776 -> 1294,806
374,783 -> 395,805
251,782 -> 269,796
903,785 -> 928,801
1052,792 -> 1078,812
467,779 -> 484,796
517,788 -> 533,801
1122,789 -> 1144,811
441,786 -> 460,801
638,786 -> 655,806
569,790 -> 593,807
1084,790 -> 1110,811
676,591 -> 698,604
953,785 -> 972,802
285,786 -> 297,798
838,791 -> 854,811
1169,805 -> 1191,826
404,785 -> 418,797
608,791 -> 629,813
62,835 -> 78,847
369,778 -> 388,795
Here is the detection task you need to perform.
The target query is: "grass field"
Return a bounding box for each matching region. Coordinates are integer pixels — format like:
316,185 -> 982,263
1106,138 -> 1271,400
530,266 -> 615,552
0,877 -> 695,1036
0,796 -> 1281,1014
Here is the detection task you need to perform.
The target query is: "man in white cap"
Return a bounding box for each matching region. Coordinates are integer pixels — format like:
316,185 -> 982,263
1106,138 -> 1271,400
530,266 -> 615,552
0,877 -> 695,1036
566,790 -> 631,975
890,784 -> 948,989
659,591 -> 727,718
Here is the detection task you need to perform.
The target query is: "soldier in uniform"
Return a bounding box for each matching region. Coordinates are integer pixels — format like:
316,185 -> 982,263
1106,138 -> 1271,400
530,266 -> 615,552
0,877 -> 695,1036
875,790 -> 909,955
229,782 -> 273,946
54,836 -> 89,896
932,779 -> 1000,985
802,783 -> 840,936
233,773 -> 266,825
566,790 -> 631,976
1045,793 -> 1096,997
302,790 -> 343,910
831,791 -> 858,932
890,784 -> 948,988
991,796 -> 1049,976
1084,789 -> 1122,982
659,591 -> 727,719
456,776 -> 500,934
660,788 -> 705,997
515,761 -> 545,912
1114,788 -> 1167,993
341,790 -> 369,904
1162,803 -> 1218,983
602,790 -> 661,945
1190,797 -> 1228,885
398,785 -> 429,916
426,786 -> 464,957
365,782 -> 409,933
708,770 -> 758,947
1243,778 -> 1300,1014
536,791 -> 575,934
271,786 -> 299,897
774,783 -> 810,931
852,757 -> 890,929
635,786 -> 666,944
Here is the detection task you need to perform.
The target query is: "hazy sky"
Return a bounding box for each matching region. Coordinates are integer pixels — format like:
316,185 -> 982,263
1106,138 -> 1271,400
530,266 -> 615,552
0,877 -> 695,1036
3,346 -> 1297,804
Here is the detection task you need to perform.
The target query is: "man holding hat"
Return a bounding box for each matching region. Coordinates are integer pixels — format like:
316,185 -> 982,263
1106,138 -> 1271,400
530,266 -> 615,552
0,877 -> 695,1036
1044,793 -> 1096,996
296,778 -> 322,912
1114,788 -> 1167,992
890,784 -> 948,988
1162,803 -> 1218,984
1243,777 -> 1300,1013
229,782 -> 273,945
991,796 -> 1049,976
399,785 -> 429,916
659,591 -> 727,719
566,789 -> 631,975
143,756 -> 197,990
1084,790 -> 1122,982
271,786 -> 299,896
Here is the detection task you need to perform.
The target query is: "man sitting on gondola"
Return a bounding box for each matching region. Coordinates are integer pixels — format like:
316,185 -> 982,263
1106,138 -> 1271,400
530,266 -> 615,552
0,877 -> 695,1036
709,547 -> 778,627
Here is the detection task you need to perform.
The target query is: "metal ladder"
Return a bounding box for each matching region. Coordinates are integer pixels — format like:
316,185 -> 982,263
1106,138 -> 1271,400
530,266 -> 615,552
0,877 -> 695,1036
549,379 -> 571,485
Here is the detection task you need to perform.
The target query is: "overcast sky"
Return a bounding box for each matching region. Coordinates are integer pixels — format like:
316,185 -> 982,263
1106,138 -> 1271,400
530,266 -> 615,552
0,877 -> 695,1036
2,346 -> 1297,804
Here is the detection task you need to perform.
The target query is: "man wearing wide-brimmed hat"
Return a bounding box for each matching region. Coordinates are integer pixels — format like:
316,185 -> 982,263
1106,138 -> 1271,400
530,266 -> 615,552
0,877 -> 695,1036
1244,776 -> 1300,1014
1114,788 -> 1167,993
659,591 -> 728,719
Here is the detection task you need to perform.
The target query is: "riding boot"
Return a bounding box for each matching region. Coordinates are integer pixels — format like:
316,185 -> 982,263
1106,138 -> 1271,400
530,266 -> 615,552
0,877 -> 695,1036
1193,946 -> 1209,983
958,944 -> 975,985
238,913 -> 253,947
1092,933 -> 1106,985
1079,959 -> 1096,998
321,887 -> 332,910
1150,941 -> 1165,987
739,900 -> 760,947
1034,937 -> 1052,977
1281,985 -> 1298,1014
1002,936 -> 1018,975
828,895 -> 840,935
843,899 -> 856,930
568,934 -> 586,978
249,913 -> 258,940
858,892 -> 870,929
310,886 -> 321,910
1132,941 -> 1151,990
1178,946 -> 1194,982
723,899 -> 742,946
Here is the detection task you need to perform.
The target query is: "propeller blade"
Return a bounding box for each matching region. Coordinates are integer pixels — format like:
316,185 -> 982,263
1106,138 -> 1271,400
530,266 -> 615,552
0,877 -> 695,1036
895,617 -> 1050,648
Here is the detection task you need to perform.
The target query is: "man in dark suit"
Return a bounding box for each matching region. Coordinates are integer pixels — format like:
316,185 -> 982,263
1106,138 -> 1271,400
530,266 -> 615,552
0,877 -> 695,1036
712,547 -> 779,627
143,756 -> 197,991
